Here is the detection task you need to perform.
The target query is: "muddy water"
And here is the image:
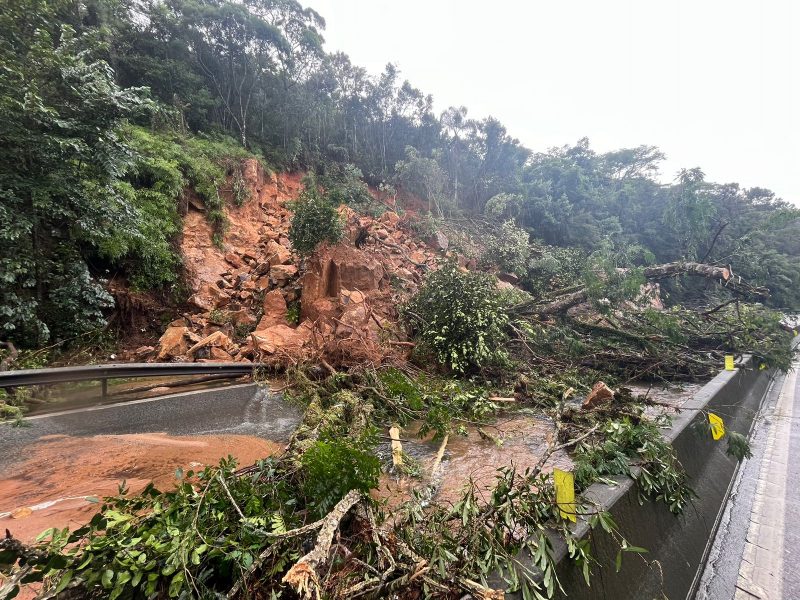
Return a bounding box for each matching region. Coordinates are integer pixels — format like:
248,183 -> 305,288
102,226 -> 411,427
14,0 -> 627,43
0,384 -> 300,543
374,384 -> 703,509
0,433 -> 282,543
374,415 -> 574,508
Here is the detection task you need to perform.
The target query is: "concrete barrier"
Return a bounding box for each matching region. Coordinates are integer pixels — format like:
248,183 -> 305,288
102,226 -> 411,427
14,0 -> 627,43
506,357 -> 776,599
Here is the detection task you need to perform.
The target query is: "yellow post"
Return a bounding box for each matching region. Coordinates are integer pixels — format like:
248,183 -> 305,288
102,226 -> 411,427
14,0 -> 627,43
725,355 -> 735,371
554,468 -> 576,522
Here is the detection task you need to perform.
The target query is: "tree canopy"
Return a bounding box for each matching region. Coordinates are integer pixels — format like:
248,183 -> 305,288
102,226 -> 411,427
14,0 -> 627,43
1,0 -> 798,346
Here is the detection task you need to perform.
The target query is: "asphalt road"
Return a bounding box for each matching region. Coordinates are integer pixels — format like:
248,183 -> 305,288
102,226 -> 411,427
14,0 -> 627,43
695,359 -> 800,600
0,383 -> 302,472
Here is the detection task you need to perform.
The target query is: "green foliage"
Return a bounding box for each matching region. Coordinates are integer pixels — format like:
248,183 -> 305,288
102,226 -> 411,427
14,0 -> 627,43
301,430 -> 381,518
403,262 -> 510,372
574,417 -> 694,514
583,243 -> 652,310
0,0 -> 148,345
395,146 -> 450,216
726,430 -> 753,461
286,301 -> 301,325
481,219 -> 531,276
318,162 -> 376,213
288,181 -> 344,256
369,368 -> 497,439
0,458 -> 303,599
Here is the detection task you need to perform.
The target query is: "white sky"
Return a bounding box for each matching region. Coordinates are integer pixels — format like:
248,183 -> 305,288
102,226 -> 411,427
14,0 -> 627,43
309,0 -> 799,203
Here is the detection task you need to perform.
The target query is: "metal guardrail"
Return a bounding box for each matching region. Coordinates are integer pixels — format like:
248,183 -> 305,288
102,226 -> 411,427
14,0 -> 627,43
0,362 -> 267,397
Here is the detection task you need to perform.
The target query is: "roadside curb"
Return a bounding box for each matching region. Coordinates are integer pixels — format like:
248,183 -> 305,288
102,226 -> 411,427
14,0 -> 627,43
507,357 -> 777,599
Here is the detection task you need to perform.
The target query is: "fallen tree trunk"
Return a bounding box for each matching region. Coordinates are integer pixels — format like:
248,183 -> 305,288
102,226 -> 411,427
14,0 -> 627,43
515,260 -> 767,317
641,261 -> 730,281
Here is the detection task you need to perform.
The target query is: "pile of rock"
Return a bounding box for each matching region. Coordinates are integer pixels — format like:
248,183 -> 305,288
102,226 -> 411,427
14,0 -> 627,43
151,173 -> 446,368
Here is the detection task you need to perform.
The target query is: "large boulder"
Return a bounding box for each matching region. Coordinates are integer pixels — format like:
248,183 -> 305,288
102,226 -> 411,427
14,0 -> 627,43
250,322 -> 312,355
271,264 -> 298,286
189,283 -> 230,312
301,245 -> 385,320
265,239 -> 292,266
156,326 -> 190,360
186,330 -> 236,357
258,290 -> 288,329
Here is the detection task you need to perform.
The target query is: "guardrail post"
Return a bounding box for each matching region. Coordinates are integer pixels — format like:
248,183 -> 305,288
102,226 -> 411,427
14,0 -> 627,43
101,378 -> 108,399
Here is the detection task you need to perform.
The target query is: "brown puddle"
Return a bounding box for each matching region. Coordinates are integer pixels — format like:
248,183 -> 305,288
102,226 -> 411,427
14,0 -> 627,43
374,415 -> 574,508
0,433 -> 282,543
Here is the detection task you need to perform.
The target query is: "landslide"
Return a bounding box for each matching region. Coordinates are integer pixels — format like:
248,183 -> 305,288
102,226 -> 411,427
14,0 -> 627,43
128,159 -> 442,370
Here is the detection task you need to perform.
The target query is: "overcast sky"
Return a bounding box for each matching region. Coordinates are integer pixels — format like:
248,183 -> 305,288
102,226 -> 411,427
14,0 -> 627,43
309,0 -> 799,203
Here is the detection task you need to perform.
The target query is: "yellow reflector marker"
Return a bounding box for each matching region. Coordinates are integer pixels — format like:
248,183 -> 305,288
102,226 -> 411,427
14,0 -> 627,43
794,330 -> 798,337
759,363 -> 767,370
725,355 -> 735,371
708,412 -> 725,441
554,468 -> 576,522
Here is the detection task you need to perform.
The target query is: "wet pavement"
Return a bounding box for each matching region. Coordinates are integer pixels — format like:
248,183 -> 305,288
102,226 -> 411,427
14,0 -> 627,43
696,360 -> 800,600
0,384 -> 302,543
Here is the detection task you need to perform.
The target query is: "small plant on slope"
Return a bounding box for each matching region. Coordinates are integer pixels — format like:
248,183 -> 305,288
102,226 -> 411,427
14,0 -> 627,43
288,181 -> 344,256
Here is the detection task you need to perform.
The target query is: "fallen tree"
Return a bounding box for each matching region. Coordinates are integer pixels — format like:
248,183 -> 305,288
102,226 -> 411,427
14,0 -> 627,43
514,260 -> 768,318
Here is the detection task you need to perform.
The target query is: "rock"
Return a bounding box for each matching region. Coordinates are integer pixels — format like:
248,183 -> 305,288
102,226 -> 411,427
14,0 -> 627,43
381,211 -> 401,227
427,230 -> 449,251
209,347 -> 235,361
305,298 -> 339,323
271,264 -> 298,286
225,252 -> 244,268
258,290 -> 288,328
228,309 -> 257,327
340,289 -> 365,305
251,323 -> 311,354
409,250 -> 427,265
336,304 -> 368,336
266,239 -> 292,266
583,381 -> 615,410
374,228 -> 389,240
156,326 -> 190,360
190,284 -> 230,311
255,276 -> 271,291
300,246 -> 385,319
186,330 -> 235,356
133,345 -> 155,358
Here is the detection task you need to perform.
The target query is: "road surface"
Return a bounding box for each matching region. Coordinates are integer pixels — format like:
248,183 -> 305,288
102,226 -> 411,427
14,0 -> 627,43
696,359 -> 800,599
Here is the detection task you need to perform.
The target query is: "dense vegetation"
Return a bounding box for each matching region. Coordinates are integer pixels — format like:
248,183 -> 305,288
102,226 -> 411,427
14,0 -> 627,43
0,2 -> 797,597
1,0 -> 798,348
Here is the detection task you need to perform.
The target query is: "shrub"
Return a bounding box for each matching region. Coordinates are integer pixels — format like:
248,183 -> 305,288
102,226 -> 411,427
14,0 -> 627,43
403,262 -> 510,372
288,183 -> 344,256
481,219 -> 531,276
318,162 -> 375,212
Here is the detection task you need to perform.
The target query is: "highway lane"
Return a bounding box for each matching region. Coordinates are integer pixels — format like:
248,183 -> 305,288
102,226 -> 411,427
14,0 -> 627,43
0,383 -> 302,472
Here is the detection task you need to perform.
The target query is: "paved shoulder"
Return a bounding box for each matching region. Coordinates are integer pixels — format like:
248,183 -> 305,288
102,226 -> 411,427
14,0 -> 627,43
696,362 -> 800,600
